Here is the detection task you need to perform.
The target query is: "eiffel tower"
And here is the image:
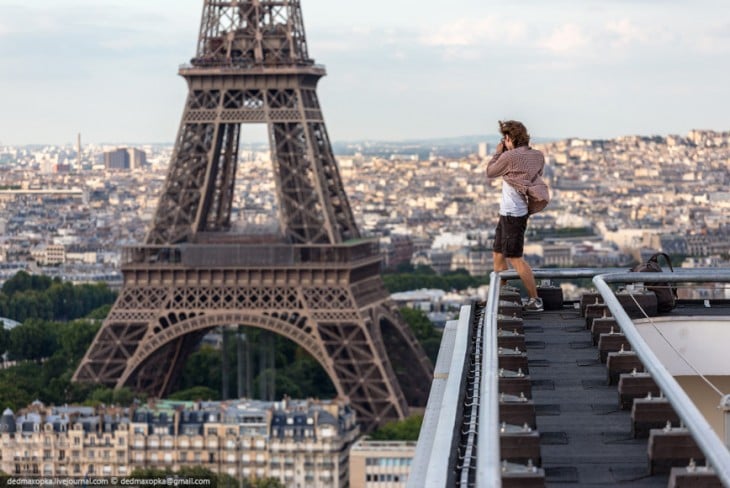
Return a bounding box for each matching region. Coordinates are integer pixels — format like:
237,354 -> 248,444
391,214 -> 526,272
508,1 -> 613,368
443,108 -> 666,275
73,0 -> 433,430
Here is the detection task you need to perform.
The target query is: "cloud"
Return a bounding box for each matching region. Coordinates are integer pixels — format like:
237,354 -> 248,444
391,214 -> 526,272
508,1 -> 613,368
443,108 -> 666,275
537,23 -> 590,54
418,16 -> 527,48
690,22 -> 730,55
604,19 -> 650,48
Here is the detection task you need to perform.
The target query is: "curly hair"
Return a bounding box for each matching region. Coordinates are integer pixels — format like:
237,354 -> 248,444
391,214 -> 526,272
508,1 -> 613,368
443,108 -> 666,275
499,120 -> 530,148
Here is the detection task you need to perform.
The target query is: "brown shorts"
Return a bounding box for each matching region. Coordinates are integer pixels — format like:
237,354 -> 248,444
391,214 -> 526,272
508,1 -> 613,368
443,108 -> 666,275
493,214 -> 528,258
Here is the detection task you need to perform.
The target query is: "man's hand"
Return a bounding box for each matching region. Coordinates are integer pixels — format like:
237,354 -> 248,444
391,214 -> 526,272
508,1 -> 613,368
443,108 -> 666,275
496,140 -> 506,153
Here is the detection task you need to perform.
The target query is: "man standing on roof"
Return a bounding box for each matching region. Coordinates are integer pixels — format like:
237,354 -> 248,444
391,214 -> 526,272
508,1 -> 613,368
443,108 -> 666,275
487,120 -> 550,312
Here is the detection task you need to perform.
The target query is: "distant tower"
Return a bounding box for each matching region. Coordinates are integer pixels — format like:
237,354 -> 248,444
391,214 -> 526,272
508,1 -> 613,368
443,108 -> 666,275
126,148 -> 147,169
103,148 -> 130,170
73,0 -> 433,431
478,142 -> 488,158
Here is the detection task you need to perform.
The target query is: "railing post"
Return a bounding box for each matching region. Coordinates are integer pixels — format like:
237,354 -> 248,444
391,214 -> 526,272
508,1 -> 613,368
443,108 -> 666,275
722,394 -> 730,449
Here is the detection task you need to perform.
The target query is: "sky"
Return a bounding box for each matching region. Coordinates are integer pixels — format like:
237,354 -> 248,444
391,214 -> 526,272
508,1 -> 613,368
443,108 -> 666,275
0,0 -> 728,145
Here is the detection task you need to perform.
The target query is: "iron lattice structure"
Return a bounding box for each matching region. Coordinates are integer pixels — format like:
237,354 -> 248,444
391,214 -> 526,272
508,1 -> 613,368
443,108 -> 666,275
74,0 -> 433,430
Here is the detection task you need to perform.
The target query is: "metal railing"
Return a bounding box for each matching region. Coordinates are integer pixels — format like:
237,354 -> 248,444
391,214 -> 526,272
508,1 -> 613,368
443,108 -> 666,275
593,269 -> 730,486
476,268 -> 616,487
475,270 -> 502,488
410,267 -> 730,486
121,239 -> 380,268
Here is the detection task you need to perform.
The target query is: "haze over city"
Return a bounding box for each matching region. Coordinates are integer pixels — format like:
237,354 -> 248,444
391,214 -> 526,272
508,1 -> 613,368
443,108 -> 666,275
0,0 -> 728,146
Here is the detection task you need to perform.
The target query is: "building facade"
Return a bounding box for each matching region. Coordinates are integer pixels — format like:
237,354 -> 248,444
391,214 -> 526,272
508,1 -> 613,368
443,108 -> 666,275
0,398 -> 359,487
349,439 -> 415,488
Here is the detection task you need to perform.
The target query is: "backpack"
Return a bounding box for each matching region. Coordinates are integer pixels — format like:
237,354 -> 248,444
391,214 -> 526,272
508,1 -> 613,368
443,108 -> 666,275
630,252 -> 677,313
526,179 -> 550,215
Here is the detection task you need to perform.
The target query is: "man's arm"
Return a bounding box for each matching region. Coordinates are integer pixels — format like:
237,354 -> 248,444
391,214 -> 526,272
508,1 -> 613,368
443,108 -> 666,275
486,151 -> 511,178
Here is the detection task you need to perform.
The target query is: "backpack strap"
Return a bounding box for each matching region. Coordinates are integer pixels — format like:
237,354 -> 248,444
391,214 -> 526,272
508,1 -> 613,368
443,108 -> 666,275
652,252 -> 674,272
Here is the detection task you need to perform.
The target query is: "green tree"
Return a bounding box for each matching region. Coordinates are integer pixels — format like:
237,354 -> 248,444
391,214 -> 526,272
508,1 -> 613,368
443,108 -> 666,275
85,386 -> 138,406
0,272 -> 116,323
282,353 -> 336,398
0,383 -> 33,411
47,282 -> 77,320
39,355 -> 73,403
42,369 -> 74,405
1,271 -> 33,296
394,261 -> 415,273
167,386 -> 219,401
8,291 -> 54,322
86,303 -> 112,320
7,319 -> 57,361
398,308 -> 434,341
0,327 -> 9,356
74,283 -> 116,319
179,344 -> 222,390
62,380 -> 99,405
56,320 -> 101,362
399,307 -> 441,362
369,414 -> 423,441
0,360 -> 43,406
382,269 -> 488,293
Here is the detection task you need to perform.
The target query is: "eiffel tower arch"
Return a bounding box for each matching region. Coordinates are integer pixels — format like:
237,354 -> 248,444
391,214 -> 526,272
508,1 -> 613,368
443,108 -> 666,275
73,0 -> 433,430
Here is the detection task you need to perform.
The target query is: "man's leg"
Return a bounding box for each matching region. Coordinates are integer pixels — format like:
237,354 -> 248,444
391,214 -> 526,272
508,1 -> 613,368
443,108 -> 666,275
493,251 -> 509,285
508,256 -> 538,299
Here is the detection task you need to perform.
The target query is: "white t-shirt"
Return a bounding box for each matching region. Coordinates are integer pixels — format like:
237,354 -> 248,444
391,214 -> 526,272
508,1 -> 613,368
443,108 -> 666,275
500,182 -> 528,217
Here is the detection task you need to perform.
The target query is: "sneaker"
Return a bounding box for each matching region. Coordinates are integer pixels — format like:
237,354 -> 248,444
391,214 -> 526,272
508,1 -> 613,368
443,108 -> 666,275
523,297 -> 544,313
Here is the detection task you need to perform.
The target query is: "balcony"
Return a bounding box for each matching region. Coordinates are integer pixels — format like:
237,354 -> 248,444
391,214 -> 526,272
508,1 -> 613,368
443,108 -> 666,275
121,239 -> 380,270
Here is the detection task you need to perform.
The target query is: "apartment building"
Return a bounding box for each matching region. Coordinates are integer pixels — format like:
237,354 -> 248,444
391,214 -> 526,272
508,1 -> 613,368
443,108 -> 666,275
0,405 -> 130,478
348,438 -> 415,488
0,398 -> 359,487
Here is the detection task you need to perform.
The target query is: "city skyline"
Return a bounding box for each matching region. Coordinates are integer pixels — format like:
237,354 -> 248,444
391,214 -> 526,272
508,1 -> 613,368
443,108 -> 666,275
0,0 -> 728,146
